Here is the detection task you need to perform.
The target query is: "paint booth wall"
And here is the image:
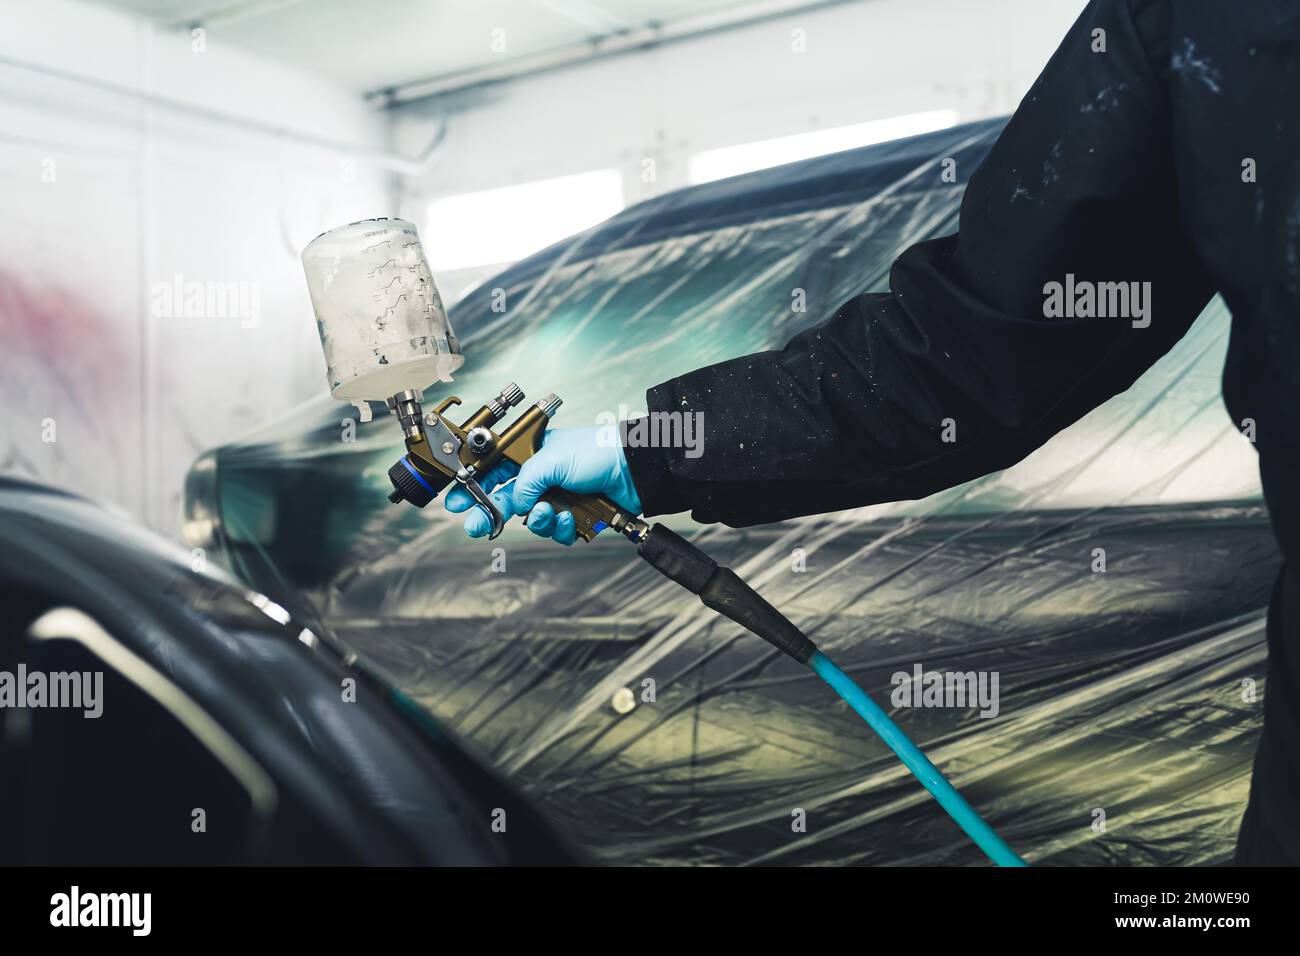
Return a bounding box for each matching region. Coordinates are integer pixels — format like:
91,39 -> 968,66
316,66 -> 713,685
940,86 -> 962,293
0,0 -> 392,533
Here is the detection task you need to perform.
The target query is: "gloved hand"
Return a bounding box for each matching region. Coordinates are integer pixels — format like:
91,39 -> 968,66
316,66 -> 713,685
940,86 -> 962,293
444,426 -> 642,546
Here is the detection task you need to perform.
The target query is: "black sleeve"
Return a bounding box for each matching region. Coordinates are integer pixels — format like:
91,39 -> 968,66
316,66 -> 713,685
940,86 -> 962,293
624,0 -> 1216,527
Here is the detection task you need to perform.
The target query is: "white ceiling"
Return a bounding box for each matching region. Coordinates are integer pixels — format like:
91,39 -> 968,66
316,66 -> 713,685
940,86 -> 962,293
93,0 -> 768,95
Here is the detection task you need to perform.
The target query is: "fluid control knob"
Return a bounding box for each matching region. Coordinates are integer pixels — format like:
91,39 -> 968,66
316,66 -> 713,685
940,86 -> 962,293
466,426 -> 495,456
487,383 -> 526,422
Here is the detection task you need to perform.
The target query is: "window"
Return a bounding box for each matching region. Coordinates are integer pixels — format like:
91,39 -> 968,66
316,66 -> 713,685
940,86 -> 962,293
424,169 -> 625,271
688,110 -> 959,184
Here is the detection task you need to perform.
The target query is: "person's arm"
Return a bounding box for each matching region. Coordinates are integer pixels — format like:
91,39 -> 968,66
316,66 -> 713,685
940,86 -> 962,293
623,0 -> 1215,527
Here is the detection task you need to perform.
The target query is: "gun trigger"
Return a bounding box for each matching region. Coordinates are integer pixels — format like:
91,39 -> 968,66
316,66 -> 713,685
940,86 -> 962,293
457,469 -> 505,540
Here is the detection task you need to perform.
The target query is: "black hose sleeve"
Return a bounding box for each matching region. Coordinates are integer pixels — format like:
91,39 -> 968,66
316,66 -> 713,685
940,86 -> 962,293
698,568 -> 818,663
635,523 -> 717,592
637,524 -> 818,664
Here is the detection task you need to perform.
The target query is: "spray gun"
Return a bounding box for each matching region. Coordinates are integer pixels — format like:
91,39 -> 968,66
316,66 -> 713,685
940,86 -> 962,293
302,218 -> 1025,866
382,385 -> 639,543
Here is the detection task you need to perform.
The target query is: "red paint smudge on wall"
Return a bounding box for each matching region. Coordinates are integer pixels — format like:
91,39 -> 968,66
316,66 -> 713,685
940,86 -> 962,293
0,268 -> 129,401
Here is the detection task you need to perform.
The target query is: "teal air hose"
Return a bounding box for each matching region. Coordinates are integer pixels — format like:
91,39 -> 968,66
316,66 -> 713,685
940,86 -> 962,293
807,650 -> 1026,866
632,522 -> 1026,867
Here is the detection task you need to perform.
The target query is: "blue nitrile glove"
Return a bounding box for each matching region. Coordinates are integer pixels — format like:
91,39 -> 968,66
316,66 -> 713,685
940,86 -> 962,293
444,425 -> 642,546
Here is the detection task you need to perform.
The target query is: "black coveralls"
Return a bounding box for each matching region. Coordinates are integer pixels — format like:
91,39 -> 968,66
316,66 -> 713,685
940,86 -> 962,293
623,0 -> 1300,864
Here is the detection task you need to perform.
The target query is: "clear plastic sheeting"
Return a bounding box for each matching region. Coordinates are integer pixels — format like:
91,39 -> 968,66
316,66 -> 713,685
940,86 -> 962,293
185,119 -> 1273,865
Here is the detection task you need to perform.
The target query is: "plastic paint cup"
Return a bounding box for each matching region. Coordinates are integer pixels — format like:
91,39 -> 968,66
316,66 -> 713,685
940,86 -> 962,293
302,218 -> 463,401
